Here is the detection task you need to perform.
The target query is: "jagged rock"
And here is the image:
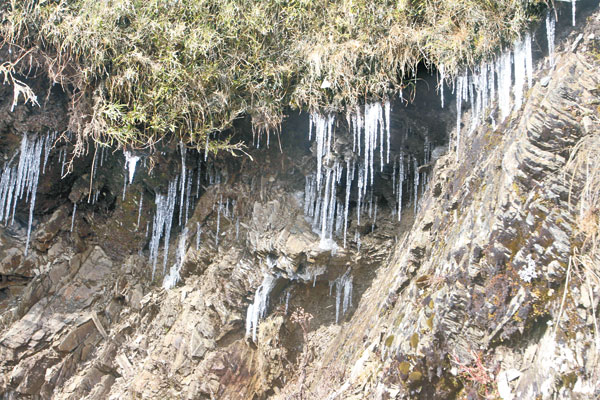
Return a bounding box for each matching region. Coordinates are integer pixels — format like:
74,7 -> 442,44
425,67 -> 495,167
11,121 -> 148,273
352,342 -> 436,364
1,5 -> 600,400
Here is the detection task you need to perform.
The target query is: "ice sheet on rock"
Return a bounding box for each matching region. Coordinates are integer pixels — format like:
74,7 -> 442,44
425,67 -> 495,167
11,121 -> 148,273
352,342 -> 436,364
162,227 -> 188,290
245,273 -> 277,341
333,270 -> 353,323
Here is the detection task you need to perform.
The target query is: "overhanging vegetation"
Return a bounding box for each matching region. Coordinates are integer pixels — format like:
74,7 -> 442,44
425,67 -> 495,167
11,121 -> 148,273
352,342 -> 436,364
0,0 -> 547,152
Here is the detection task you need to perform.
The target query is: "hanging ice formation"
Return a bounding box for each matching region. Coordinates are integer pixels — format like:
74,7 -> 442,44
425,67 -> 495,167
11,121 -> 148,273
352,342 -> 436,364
245,273 -> 277,341
572,0 -> 576,27
0,132 -> 56,255
330,270 -> 353,323
447,30 -> 535,156
178,142 -> 186,226
439,64 -> 445,109
304,100 -> 393,248
124,150 -> 140,184
162,227 -> 188,290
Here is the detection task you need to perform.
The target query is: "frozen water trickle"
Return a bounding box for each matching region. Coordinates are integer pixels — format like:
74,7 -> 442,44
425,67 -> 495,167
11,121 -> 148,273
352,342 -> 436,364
70,203 -> 77,233
333,271 -> 353,323
572,0 -> 576,27
122,173 -> 128,201
285,291 -> 290,314
196,222 -> 202,250
163,227 -> 188,290
245,273 -> 277,341
136,192 -> 143,230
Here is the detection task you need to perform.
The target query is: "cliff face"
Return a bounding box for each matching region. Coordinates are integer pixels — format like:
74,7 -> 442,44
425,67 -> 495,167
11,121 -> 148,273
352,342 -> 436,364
1,3 -> 599,400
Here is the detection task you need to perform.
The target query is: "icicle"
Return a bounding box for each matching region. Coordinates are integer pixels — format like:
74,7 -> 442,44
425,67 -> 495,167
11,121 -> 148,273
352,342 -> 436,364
310,113 -> 335,191
572,0 -> 576,27
216,195 -> 222,247
24,141 -> 43,255
546,11 -> 556,67
245,273 -> 277,341
179,142 -> 186,226
42,133 -> 54,174
498,50 -> 512,121
513,37 -> 526,110
196,159 -> 202,197
161,179 -> 178,276
145,221 -> 149,238
122,172 -> 127,201
326,164 -> 338,239
320,168 -> 332,241
455,74 -> 465,156
70,203 -> 77,233
481,62 -> 489,111
204,134 -> 209,161
184,173 -> 192,226
236,217 -> 240,241
60,148 -> 67,177
413,157 -> 419,215
124,151 -> 140,184
524,32 -> 533,88
439,64 -> 445,108
162,227 -> 188,290
488,62 -> 496,107
136,192 -> 143,230
343,160 -> 352,248
372,201 -> 378,233
368,189 -> 373,219
385,100 -> 391,164
99,146 -> 105,167
356,168 -> 364,225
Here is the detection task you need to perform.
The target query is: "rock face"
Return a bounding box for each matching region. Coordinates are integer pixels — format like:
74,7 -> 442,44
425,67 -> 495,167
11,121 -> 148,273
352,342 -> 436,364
1,4 -> 600,400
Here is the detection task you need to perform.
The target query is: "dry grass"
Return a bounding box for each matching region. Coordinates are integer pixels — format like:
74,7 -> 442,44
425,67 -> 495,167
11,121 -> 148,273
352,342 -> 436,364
1,0 -> 547,151
562,132 -> 600,387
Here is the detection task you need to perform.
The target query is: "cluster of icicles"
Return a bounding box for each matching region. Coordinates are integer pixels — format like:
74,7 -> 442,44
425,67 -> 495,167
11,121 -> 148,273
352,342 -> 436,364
245,257 -> 354,341
0,132 -> 56,255
145,144 -> 224,289
444,9 -> 564,158
443,32 -> 534,158
303,101 -> 434,250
